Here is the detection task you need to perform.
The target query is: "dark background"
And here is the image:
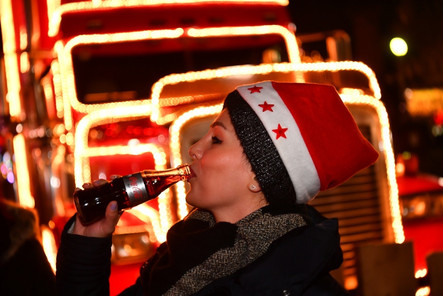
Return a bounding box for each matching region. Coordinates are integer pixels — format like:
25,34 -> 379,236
289,0 -> 443,176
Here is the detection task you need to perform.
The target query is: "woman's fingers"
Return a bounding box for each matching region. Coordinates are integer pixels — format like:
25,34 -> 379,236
102,201 -> 121,234
71,201 -> 121,238
79,179 -> 107,190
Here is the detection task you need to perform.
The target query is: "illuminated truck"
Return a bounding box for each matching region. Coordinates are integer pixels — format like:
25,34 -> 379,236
0,0 -> 408,294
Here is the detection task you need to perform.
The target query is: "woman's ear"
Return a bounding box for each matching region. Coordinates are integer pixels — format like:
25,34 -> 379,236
248,183 -> 261,193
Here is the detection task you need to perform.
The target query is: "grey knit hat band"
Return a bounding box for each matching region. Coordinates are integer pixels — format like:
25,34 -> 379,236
223,91 -> 296,206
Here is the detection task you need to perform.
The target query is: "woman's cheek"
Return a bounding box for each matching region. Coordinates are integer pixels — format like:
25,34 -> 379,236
202,150 -> 237,168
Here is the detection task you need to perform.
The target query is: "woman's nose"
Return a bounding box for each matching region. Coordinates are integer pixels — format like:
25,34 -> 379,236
189,142 -> 203,160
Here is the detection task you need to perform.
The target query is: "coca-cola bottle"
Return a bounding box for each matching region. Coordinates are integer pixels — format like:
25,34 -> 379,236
74,164 -> 191,226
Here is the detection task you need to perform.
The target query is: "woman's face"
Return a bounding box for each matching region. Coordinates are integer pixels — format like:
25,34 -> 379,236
187,109 -> 265,222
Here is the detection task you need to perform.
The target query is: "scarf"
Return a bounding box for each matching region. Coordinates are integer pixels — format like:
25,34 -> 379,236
140,206 -> 307,295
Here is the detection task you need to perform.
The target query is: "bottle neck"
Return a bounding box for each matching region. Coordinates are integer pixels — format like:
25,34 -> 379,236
140,164 -> 190,180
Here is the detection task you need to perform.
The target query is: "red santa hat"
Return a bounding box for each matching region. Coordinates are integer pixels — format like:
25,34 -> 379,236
223,81 -> 379,204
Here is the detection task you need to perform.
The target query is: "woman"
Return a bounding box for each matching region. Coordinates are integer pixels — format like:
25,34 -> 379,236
56,81 -> 378,295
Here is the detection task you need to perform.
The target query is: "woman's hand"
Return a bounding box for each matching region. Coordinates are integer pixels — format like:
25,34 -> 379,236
71,179 -> 121,238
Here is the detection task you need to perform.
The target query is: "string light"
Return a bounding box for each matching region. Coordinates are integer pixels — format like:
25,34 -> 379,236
340,93 -> 405,243
1,0 -> 22,119
415,287 -> 430,296
41,75 -> 57,119
51,145 -> 68,217
187,25 -> 301,63
415,268 -> 427,278
51,59 -> 66,119
47,0 -> 289,36
127,204 -> 164,244
12,134 -> 35,208
41,225 -> 57,272
151,61 -> 381,123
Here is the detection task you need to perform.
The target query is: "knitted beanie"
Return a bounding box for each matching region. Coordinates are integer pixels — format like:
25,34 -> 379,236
223,81 -> 379,204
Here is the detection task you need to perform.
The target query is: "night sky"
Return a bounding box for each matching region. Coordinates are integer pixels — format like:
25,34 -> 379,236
289,0 -> 443,175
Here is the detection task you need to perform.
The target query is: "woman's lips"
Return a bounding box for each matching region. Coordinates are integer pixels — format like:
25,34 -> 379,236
188,166 -> 197,179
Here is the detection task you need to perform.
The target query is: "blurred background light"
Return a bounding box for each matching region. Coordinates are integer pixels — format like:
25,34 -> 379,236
390,37 -> 408,57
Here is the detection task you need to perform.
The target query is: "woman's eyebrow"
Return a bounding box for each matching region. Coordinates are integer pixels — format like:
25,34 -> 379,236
210,121 -> 226,129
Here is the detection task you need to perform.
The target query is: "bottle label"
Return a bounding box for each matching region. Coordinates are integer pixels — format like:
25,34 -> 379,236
123,173 -> 149,206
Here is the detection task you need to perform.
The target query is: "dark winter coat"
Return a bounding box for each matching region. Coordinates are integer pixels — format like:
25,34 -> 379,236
56,205 -> 349,296
0,198 -> 56,296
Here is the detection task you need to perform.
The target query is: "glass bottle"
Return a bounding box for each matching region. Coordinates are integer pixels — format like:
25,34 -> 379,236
74,164 -> 191,226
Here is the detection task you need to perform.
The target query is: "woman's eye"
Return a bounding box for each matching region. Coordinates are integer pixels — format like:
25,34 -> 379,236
211,136 -> 222,144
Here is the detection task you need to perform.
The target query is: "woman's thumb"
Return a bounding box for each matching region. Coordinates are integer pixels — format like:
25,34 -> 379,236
103,201 -> 120,233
